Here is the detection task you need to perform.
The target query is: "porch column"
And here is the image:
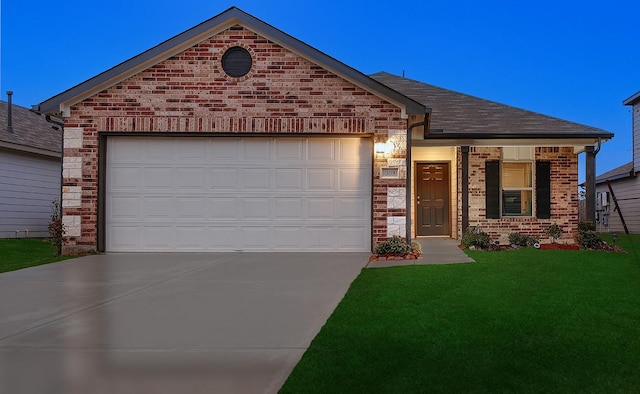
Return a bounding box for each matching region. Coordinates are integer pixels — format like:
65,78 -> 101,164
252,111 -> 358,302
461,146 -> 470,233
585,146 -> 596,224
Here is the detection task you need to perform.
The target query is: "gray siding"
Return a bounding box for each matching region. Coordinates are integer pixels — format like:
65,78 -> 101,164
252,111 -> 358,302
0,149 -> 61,238
595,176 -> 640,234
634,102 -> 640,172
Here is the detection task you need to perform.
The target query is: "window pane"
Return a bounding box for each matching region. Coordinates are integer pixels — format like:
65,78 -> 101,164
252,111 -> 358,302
502,190 -> 532,216
502,162 -> 532,188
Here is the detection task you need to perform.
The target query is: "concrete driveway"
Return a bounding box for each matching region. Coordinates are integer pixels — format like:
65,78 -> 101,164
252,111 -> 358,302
0,252 -> 367,394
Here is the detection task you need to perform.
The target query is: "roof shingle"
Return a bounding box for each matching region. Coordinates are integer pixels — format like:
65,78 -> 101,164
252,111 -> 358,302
370,72 -> 612,139
0,100 -> 61,155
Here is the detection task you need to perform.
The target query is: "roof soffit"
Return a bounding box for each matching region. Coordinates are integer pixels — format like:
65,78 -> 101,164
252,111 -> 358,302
38,7 -> 424,117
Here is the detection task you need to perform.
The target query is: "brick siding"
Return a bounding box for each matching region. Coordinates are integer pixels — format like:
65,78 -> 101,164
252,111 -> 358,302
60,25 -> 408,253
458,146 -> 579,244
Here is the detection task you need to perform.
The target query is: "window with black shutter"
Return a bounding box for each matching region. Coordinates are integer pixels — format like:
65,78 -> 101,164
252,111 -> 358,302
536,161 -> 551,219
485,161 -> 501,219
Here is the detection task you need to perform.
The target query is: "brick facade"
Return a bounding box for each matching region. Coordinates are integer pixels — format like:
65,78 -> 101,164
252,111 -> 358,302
60,26 -> 408,254
458,146 -> 579,244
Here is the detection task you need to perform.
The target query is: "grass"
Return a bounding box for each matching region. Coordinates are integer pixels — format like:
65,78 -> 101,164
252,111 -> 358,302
281,234 -> 640,393
0,238 -> 75,274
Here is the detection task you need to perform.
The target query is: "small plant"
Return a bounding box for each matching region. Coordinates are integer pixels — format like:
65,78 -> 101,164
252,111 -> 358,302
375,236 -> 414,255
576,220 -> 604,250
461,226 -> 491,249
410,241 -> 423,256
48,199 -> 65,256
576,231 -> 604,250
545,223 -> 563,244
508,232 -> 539,248
578,221 -> 595,233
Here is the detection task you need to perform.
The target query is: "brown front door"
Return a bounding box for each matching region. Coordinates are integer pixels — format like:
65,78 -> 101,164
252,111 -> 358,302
416,163 -> 450,236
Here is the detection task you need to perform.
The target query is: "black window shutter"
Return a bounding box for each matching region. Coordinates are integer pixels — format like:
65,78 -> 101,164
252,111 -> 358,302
485,161 -> 500,219
536,161 -> 551,219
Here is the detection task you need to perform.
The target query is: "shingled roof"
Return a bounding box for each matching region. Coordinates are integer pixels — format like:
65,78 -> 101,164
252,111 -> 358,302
595,162 -> 635,184
0,100 -> 61,156
371,72 -> 613,140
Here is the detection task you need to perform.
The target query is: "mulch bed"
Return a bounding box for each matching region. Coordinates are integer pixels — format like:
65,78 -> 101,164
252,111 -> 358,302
369,252 -> 422,262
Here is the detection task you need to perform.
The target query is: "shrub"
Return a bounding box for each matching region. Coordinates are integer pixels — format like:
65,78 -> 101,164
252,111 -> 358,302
577,231 -> 604,249
375,236 -> 413,255
461,226 -> 491,249
578,221 -> 595,233
48,200 -> 65,256
576,220 -> 604,250
508,232 -> 539,247
545,223 -> 563,243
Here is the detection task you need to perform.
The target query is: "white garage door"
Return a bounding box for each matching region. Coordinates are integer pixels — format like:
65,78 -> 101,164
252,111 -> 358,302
105,137 -> 372,252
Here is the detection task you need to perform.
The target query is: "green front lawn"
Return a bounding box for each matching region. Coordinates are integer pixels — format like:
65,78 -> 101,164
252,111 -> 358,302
0,238 -> 75,274
281,234 -> 640,393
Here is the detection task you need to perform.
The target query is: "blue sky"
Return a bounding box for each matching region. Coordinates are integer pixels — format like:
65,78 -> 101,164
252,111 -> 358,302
2,0 -> 639,179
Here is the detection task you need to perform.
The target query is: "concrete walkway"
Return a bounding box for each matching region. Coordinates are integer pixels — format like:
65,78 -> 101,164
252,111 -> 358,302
367,237 -> 475,268
0,252 -> 367,394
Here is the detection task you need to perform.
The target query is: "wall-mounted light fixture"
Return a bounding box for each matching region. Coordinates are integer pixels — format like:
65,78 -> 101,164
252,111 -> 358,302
374,141 -> 393,156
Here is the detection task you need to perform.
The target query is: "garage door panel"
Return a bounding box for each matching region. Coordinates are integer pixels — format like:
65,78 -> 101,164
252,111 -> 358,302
208,227 -> 238,249
175,227 -> 207,250
307,139 -> 335,161
243,140 -> 272,160
109,226 -> 141,250
307,168 -> 335,191
110,167 -> 142,190
337,226 -> 369,250
242,198 -> 270,220
209,197 -> 238,220
106,137 -> 371,252
242,169 -> 271,189
338,168 -> 368,191
339,138 -> 368,162
240,227 -> 271,249
336,197 -> 368,220
274,198 -> 303,220
307,227 -> 337,249
209,168 -> 238,190
143,227 -> 174,250
275,139 -> 304,160
143,168 -> 174,189
209,139 -> 240,159
272,226 -> 305,250
176,197 -> 207,220
109,197 -> 140,220
143,197 -> 174,220
307,198 -> 334,220
176,168 -> 207,189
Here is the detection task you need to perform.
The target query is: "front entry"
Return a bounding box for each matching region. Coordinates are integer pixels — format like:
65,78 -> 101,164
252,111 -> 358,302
416,163 -> 450,236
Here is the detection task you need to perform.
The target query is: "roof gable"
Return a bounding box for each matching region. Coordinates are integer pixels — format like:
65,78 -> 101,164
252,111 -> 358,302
36,7 -> 424,117
0,100 -> 61,155
371,72 -> 612,139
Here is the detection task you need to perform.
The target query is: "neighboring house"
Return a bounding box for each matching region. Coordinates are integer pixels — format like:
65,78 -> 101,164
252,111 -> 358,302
0,95 -> 61,238
33,7 -> 612,254
594,90 -> 640,233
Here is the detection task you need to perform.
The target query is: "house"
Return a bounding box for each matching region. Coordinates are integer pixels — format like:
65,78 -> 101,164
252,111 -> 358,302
594,90 -> 640,233
0,93 -> 62,238
32,7 -> 612,254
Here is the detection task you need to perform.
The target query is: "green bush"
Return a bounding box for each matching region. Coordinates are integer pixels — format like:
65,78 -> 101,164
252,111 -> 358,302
508,232 -> 539,247
461,226 -> 491,249
375,236 -> 413,255
577,231 -> 604,249
578,221 -> 595,233
576,221 -> 604,250
545,223 -> 563,243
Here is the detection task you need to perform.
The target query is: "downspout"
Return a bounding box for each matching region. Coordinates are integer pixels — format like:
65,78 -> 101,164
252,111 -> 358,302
405,110 -> 431,242
45,115 -> 65,256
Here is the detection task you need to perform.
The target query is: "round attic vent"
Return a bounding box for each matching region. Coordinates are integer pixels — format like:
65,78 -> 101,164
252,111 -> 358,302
221,46 -> 252,78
